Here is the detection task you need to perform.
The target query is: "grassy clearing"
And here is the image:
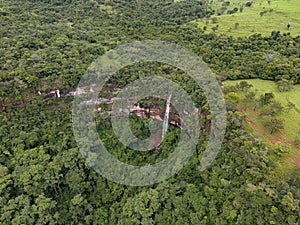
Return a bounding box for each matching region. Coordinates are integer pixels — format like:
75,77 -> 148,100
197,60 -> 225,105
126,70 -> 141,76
225,79 -> 300,140
195,0 -> 300,37
224,79 -> 300,168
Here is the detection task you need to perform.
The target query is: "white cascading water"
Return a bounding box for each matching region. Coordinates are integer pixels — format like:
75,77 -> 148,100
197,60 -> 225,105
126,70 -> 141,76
162,94 -> 172,139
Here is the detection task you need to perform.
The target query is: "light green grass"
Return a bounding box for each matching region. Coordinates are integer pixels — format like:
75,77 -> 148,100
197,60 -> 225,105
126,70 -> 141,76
224,79 -> 300,140
195,0 -> 300,37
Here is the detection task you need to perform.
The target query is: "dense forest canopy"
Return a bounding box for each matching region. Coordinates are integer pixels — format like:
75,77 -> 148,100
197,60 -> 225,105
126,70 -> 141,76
0,0 -> 299,224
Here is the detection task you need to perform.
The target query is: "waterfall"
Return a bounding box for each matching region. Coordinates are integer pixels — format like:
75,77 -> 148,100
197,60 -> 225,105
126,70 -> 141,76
162,94 -> 172,139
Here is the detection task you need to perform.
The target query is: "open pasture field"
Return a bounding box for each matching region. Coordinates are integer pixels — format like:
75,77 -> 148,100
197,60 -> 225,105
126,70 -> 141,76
225,79 -> 300,167
196,0 -> 300,37
225,79 -> 300,141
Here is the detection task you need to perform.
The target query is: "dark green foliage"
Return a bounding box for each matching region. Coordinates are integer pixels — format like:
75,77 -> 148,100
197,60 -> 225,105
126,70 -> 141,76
259,92 -> 275,106
0,0 -> 299,224
276,79 -> 293,92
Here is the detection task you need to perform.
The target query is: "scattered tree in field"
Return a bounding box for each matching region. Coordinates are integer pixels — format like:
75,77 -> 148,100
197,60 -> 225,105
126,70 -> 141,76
245,2 -> 252,7
234,22 -> 239,29
211,17 -> 218,24
227,9 -> 235,14
259,92 -> 274,106
212,26 -> 218,32
276,79 -> 293,92
236,81 -> 253,91
286,101 -> 295,112
260,101 -> 283,117
262,117 -> 284,134
222,1 -> 230,7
